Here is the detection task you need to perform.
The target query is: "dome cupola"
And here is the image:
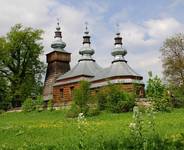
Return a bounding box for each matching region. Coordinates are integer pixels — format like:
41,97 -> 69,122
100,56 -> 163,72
51,20 -> 66,51
79,22 -> 95,60
111,24 -> 127,63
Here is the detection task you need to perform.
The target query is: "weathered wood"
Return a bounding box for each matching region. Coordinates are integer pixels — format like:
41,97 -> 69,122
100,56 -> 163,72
43,51 -> 71,101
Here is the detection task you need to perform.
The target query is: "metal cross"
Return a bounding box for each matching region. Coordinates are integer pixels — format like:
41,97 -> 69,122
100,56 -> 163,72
85,21 -> 88,31
57,18 -> 60,26
116,23 -> 120,34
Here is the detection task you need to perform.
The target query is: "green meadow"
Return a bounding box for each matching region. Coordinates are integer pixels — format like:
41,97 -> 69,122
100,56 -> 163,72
0,109 -> 184,149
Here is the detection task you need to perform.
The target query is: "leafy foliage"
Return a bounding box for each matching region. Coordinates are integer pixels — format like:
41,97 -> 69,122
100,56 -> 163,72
169,85 -> 184,108
22,96 -> 43,112
0,24 -> 45,108
146,72 -> 171,111
35,96 -> 44,112
146,71 -> 165,98
67,80 -> 91,117
0,77 -> 11,110
97,83 -> 135,113
47,99 -> 54,111
160,34 -> 184,108
22,98 -> 35,112
160,33 -> 184,87
66,103 -> 80,118
73,80 -> 91,110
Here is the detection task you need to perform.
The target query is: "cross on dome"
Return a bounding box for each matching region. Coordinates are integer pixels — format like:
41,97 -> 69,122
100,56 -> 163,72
84,21 -> 89,35
116,23 -> 120,36
56,18 -> 61,31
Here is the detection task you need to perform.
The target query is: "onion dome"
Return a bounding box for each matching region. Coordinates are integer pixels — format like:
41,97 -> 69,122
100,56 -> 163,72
111,25 -> 127,63
55,22 -> 102,83
51,21 -> 66,51
79,22 -> 95,61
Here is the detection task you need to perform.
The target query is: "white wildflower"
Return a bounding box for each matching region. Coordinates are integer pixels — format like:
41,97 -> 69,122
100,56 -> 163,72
129,123 -> 136,129
78,113 -> 85,121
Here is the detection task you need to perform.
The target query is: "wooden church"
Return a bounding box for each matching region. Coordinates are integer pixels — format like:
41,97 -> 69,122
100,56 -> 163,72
43,22 -> 145,106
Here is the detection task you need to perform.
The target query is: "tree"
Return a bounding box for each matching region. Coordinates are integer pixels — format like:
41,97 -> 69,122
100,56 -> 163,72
66,80 -> 91,118
146,71 -> 165,99
160,33 -> 184,86
0,77 -> 11,110
0,24 -> 45,107
73,80 -> 91,113
146,72 -> 171,111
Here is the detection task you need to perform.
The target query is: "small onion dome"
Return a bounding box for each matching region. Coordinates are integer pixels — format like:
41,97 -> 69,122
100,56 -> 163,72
114,33 -> 122,45
111,47 -> 127,57
79,45 -> 94,55
111,32 -> 127,57
79,23 -> 94,56
111,32 -> 127,63
51,38 -> 66,49
51,22 -> 66,50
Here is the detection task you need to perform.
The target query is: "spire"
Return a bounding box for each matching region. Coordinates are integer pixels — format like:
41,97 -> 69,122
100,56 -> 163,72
82,21 -> 91,44
54,19 -> 62,38
114,23 -> 123,45
111,24 -> 127,63
51,19 -> 66,51
79,22 -> 95,61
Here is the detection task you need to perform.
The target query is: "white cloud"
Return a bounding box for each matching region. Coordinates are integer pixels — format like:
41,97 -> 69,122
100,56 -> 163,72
116,17 -> 184,82
145,18 -> 183,39
0,0 -> 184,83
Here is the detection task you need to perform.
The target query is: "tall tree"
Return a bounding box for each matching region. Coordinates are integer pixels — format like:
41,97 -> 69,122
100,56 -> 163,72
160,33 -> 184,86
0,24 -> 45,107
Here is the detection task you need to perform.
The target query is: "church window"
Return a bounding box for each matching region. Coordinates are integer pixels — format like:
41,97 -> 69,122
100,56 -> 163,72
60,89 -> 64,98
70,86 -> 74,97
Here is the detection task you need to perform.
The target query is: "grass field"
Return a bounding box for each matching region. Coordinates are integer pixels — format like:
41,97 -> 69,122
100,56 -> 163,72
0,108 -> 184,149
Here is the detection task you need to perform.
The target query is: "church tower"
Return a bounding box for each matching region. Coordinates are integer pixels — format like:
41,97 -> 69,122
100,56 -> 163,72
43,21 -> 71,101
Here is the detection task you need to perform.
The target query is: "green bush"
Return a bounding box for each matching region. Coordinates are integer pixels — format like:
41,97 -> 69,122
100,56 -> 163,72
146,72 -> 165,98
151,92 -> 171,112
47,99 -> 54,111
96,83 -> 135,113
22,98 -> 35,112
0,100 -> 11,111
169,85 -> 184,108
86,105 -> 100,117
146,72 -> 172,111
0,109 -> 5,114
67,80 -> 92,117
97,88 -> 108,111
66,103 -> 80,118
35,96 -> 43,112
73,80 -> 91,111
22,96 -> 43,112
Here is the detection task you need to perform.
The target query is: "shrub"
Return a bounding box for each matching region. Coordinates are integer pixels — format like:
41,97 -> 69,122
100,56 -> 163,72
86,105 -> 100,117
96,83 -> 135,113
151,91 -> 171,112
67,80 -> 91,117
97,88 -> 108,111
0,109 -> 5,114
146,72 -> 172,111
169,85 -> 184,108
146,71 -> 165,98
0,100 -> 11,111
66,103 -> 81,118
22,96 -> 43,112
34,96 -> 43,112
73,80 -> 91,111
47,99 -> 54,111
22,98 -> 35,112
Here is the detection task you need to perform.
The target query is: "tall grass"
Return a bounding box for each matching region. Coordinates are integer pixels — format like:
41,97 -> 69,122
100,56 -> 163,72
0,109 -> 184,149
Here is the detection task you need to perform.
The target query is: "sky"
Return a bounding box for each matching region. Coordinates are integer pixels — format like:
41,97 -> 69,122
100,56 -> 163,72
0,0 -> 184,83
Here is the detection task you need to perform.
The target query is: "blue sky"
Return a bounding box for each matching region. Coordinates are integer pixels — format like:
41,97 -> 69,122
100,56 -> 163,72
0,0 -> 184,83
